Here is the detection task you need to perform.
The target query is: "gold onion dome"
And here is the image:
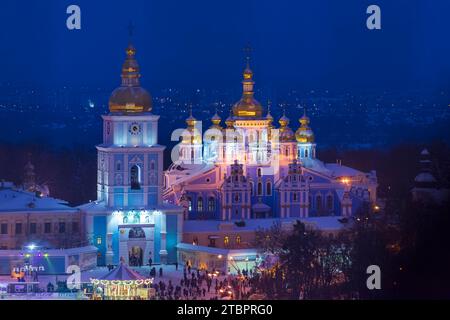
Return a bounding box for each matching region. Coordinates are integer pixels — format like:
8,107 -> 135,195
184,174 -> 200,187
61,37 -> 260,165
232,60 -> 263,118
109,44 -> 152,113
211,112 -> 222,128
279,114 -> 295,142
223,108 -> 234,128
295,109 -> 315,143
182,110 -> 201,144
206,112 -> 222,138
185,109 -> 197,127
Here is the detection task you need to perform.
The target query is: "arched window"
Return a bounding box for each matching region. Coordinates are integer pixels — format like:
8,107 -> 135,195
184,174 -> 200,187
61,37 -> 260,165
305,149 -> 309,158
250,182 -> 254,196
266,181 -> 272,196
285,148 -> 289,157
187,197 -> 192,211
224,236 -> 229,246
150,161 -> 155,170
326,195 -> 333,211
116,161 -> 121,171
257,182 -> 263,196
257,168 -> 262,177
316,195 -> 322,211
236,235 -> 241,245
234,193 -> 239,203
197,197 -> 203,212
293,192 -> 297,201
130,165 -> 141,190
208,197 -> 215,211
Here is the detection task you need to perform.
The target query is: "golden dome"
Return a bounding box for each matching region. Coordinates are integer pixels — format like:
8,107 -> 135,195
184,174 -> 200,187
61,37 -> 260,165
225,112 -> 234,128
185,109 -> 197,127
109,44 -> 152,113
295,110 -> 315,143
232,61 -> 263,118
279,114 -> 295,142
280,127 -> 296,142
279,114 -> 289,127
209,112 -> 222,130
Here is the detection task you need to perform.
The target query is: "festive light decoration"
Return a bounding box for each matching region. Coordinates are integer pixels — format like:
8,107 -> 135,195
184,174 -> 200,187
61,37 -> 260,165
90,278 -> 153,286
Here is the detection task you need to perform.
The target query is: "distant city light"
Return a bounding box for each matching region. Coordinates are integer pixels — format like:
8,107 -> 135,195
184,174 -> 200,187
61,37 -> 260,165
88,99 -> 95,108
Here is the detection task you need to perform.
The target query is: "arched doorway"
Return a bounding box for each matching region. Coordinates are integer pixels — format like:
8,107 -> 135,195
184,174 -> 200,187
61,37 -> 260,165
129,246 -> 143,267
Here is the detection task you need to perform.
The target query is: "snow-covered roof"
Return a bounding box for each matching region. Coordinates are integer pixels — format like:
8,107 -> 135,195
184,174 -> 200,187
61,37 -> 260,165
302,158 -> 332,175
166,162 -> 216,186
183,216 -> 349,233
77,200 -> 107,212
414,172 -> 437,183
77,200 -> 182,213
0,184 -> 76,213
324,163 -> 364,178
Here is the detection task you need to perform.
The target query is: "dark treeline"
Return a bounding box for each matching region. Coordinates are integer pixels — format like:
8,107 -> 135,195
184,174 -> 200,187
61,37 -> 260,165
0,140 -> 449,206
0,143 -> 97,205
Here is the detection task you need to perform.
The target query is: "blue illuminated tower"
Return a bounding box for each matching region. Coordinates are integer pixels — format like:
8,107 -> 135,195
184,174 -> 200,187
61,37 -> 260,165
81,43 -> 183,266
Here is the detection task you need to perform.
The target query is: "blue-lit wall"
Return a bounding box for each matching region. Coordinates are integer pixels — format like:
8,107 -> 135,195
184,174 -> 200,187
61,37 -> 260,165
93,215 -> 107,266
166,214 -> 178,263
153,215 -> 161,264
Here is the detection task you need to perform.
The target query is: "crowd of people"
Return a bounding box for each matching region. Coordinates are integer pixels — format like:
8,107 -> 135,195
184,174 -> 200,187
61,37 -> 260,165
148,264 -> 255,300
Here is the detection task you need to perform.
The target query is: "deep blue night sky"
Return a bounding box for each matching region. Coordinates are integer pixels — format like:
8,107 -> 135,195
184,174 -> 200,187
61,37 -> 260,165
0,0 -> 449,92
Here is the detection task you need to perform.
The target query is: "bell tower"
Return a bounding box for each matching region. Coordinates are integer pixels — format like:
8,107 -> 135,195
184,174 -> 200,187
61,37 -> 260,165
96,42 -> 164,209
84,39 -> 183,268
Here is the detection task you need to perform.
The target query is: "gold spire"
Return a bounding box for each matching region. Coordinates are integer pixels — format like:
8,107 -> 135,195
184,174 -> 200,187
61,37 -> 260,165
232,45 -> 263,118
266,103 -> 274,128
109,37 -> 152,113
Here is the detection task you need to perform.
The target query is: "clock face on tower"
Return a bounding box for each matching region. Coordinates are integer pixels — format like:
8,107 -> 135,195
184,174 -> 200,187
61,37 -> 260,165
129,122 -> 142,135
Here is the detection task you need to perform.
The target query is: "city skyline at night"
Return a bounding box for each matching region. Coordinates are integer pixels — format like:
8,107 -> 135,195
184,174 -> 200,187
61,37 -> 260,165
0,0 -> 449,308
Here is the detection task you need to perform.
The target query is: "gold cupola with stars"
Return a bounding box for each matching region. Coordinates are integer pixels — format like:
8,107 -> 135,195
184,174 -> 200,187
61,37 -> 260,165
232,50 -> 263,118
295,109 -> 315,143
109,43 -> 152,113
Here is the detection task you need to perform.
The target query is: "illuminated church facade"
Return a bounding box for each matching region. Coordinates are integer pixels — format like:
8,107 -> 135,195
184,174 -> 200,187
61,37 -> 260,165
79,42 -> 378,271
80,43 -> 183,267
163,57 -> 378,224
